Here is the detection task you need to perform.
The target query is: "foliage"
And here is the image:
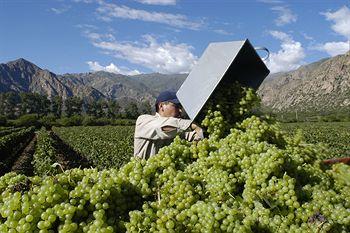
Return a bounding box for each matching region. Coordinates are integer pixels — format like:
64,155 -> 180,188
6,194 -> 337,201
51,96 -> 63,117
0,115 -> 7,126
125,102 -> 139,119
281,122 -> 350,158
0,92 -> 142,120
0,92 -> 20,118
19,93 -> 50,116
39,114 -> 58,130
0,127 -> 35,175
81,116 -> 97,126
32,129 -> 61,176
91,117 -> 112,126
65,97 -> 83,117
138,101 -> 153,115
32,128 -> 90,176
262,108 -> 350,123
112,119 -> 136,126
106,100 -> 121,118
0,127 -> 25,137
56,115 -> 83,127
12,114 -> 41,128
0,127 -> 35,157
53,126 -> 134,169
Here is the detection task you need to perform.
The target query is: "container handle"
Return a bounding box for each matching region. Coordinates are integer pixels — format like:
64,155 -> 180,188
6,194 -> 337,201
254,47 -> 270,61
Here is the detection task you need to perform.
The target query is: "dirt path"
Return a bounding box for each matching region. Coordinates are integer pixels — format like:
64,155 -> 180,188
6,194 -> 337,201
10,134 -> 37,176
4,130 -> 92,176
50,131 -> 91,170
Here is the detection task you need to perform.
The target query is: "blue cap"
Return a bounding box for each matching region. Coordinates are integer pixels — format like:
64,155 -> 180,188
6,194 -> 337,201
156,91 -> 180,105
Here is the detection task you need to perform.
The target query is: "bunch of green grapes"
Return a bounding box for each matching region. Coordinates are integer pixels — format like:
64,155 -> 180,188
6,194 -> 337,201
0,167 -> 150,233
1,82 -> 349,232
327,163 -> 350,214
1,118 -> 349,232
200,81 -> 260,141
124,116 -> 349,232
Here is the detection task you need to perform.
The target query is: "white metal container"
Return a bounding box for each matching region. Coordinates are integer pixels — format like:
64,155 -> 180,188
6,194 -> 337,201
176,39 -> 270,121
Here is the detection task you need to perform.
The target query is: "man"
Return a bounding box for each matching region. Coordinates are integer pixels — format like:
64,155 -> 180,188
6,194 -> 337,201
134,90 -> 204,159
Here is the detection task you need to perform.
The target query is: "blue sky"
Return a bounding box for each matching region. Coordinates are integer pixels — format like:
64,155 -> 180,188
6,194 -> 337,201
1,0 -> 349,75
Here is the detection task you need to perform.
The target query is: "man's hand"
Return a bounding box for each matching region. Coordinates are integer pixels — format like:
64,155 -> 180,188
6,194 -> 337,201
191,123 -> 204,141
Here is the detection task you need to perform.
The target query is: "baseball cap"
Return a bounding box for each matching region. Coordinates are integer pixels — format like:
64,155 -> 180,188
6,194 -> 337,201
156,91 -> 180,105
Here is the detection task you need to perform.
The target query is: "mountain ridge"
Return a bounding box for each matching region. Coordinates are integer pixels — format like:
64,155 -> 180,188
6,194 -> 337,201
0,53 -> 349,114
0,59 -> 187,103
258,51 -> 350,113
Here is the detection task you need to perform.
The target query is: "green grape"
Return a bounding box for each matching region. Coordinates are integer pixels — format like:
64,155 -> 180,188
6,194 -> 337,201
0,82 -> 349,233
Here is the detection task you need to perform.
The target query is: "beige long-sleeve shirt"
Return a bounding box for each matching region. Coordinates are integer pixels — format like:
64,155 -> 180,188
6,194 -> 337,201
134,113 -> 196,159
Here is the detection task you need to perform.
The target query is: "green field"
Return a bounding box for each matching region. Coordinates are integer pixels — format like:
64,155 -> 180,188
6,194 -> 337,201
53,126 -> 134,169
1,122 -> 349,175
1,121 -> 346,175
281,122 -> 350,158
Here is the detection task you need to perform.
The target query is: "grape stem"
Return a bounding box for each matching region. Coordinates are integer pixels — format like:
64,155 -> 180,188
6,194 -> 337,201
157,185 -> 161,205
228,192 -> 235,199
51,162 -> 65,173
316,221 -> 325,233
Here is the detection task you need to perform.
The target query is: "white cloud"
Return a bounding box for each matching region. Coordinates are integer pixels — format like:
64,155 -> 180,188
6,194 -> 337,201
257,0 -> 283,3
72,0 -> 96,3
96,2 -> 203,30
266,30 -> 305,73
213,29 -> 233,36
301,32 -> 313,41
322,6 -> 350,39
271,6 -> 297,26
314,41 -> 350,57
50,5 -> 71,14
314,6 -> 350,57
258,1 -> 297,26
87,61 -> 141,75
81,26 -> 115,41
134,0 -> 176,5
86,32 -> 197,74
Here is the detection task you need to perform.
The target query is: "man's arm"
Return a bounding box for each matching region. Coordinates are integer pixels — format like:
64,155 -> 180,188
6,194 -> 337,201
135,115 -> 193,140
163,122 -> 204,141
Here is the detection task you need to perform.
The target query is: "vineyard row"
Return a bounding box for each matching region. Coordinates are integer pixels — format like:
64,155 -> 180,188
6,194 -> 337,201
0,126 -> 135,177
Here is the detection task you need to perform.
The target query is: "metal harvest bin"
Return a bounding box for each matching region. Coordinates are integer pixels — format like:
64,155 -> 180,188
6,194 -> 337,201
176,39 -> 270,121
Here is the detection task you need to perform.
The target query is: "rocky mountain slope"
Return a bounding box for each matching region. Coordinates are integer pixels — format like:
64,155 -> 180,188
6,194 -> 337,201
60,72 -> 187,103
0,59 -> 187,103
0,59 -> 104,100
258,51 -> 350,113
1,52 -> 349,114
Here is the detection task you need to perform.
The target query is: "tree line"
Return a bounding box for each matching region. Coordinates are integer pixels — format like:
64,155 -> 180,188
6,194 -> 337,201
0,92 -> 153,120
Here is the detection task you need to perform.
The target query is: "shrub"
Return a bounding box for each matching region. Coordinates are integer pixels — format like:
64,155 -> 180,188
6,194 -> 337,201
57,115 -> 83,127
39,114 -> 58,130
94,117 -> 112,126
112,119 -> 136,126
12,114 -> 41,128
82,116 -> 97,126
0,115 -> 7,126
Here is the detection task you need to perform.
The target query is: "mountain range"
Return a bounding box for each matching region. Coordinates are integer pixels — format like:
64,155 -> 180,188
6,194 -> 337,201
0,51 -> 349,113
258,51 -> 350,113
0,58 -> 187,104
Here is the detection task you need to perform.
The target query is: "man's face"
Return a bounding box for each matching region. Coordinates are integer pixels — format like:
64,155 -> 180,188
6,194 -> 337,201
159,101 -> 182,118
